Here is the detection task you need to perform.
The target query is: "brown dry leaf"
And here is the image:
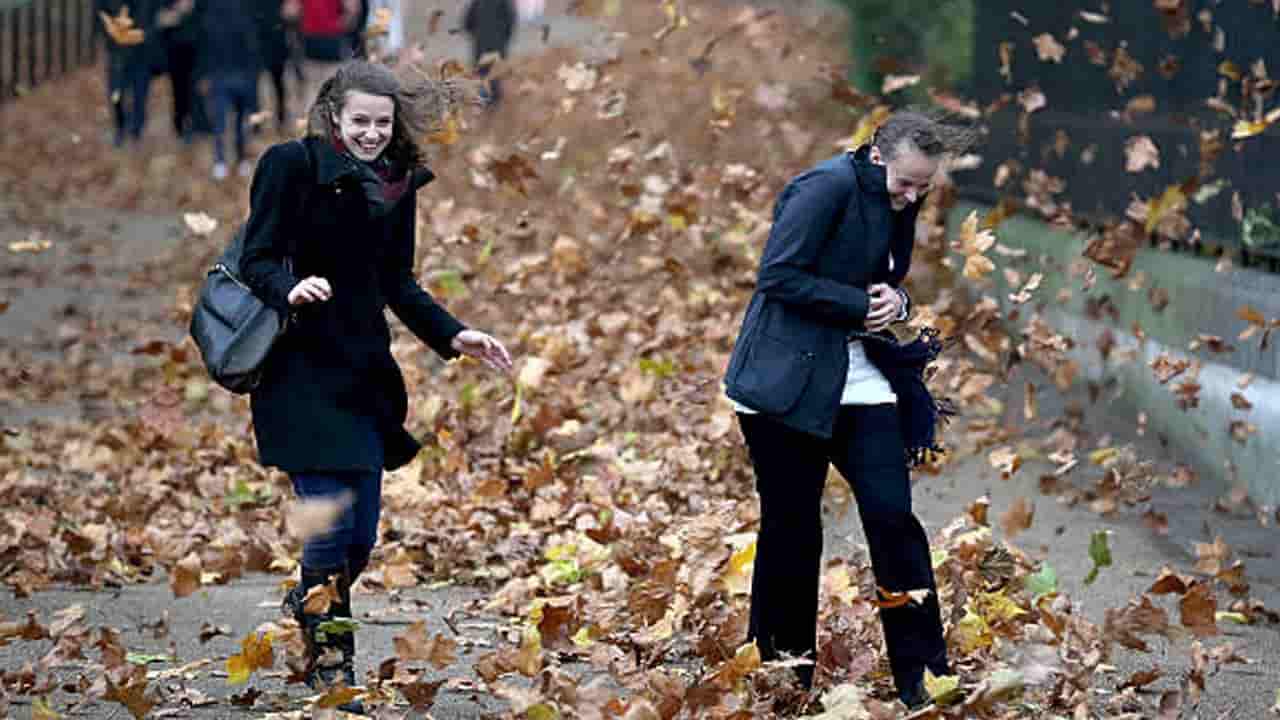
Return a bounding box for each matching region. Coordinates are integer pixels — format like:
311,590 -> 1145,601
988,446 -> 1022,480
399,678 -> 446,712
490,153 -> 539,197
104,666 -> 154,719
171,552 -> 202,599
1180,583 -> 1219,637
303,581 -> 337,616
316,685 -> 363,709
393,621 -> 458,668
1000,497 -> 1034,538
1120,668 -> 1162,690
968,495 -> 991,527
1194,536 -> 1232,575
1230,393 -> 1253,410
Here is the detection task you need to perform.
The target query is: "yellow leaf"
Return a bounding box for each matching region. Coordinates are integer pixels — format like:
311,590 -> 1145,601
226,653 -> 251,685
425,113 -> 460,146
846,105 -> 891,149
516,625 -> 543,677
225,632 -> 273,685
923,669 -> 963,705
317,685 -> 363,708
528,704 -> 561,720
1145,184 -> 1187,235
32,697 -> 61,720
723,540 -> 756,596
976,590 -> 1028,624
951,607 -> 993,654
1089,447 -> 1120,465
1232,109 -> 1280,139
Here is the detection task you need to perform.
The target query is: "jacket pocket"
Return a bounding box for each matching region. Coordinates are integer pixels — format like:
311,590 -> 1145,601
733,332 -> 815,416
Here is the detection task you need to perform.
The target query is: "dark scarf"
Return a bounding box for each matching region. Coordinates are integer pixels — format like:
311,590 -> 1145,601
851,327 -> 957,467
332,131 -> 411,218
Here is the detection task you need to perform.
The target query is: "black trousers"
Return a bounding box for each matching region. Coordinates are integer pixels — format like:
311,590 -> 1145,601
166,41 -> 199,137
738,404 -> 949,697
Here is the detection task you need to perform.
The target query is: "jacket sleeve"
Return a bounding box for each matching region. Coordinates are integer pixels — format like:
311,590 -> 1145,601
755,168 -> 871,327
240,141 -> 306,313
380,193 -> 466,359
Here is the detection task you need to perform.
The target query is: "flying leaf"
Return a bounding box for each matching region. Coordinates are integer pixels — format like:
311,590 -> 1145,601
1084,530 -> 1112,585
1146,183 -> 1188,235
1000,496 -> 1034,538
1032,33 -> 1065,63
1125,135 -> 1160,173
1024,563 -> 1058,603
225,632 -> 274,685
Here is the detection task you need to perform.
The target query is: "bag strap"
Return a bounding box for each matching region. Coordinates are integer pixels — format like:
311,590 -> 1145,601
282,138 -> 316,275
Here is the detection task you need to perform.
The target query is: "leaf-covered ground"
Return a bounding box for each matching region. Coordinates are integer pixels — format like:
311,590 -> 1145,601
1,1 -> 1278,718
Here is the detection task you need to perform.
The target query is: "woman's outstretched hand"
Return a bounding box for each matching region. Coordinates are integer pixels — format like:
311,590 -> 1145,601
451,330 -> 514,374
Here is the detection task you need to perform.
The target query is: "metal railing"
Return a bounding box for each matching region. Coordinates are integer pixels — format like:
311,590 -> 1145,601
0,0 -> 97,103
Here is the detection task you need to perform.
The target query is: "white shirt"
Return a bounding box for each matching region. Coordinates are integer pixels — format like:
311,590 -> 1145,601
732,257 -> 901,414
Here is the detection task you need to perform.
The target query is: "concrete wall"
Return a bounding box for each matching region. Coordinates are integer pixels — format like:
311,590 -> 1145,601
950,203 -> 1280,508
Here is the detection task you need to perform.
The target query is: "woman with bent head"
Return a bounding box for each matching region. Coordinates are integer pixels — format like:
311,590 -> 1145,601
723,109 -> 975,711
238,60 -> 512,711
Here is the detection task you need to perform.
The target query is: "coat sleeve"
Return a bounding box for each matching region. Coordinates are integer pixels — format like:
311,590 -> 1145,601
240,141 -> 306,313
755,169 -> 871,327
380,193 -> 466,359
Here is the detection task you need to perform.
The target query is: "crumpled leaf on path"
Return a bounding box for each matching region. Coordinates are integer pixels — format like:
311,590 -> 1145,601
1180,582 -> 1219,637
103,664 -> 155,719
226,632 -> 274,685
803,682 -> 871,719
393,620 -> 457,669
170,551 -> 202,599
316,685 -> 364,709
924,668 -> 963,706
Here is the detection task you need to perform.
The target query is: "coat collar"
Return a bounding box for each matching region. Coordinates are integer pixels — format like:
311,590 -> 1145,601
305,135 -> 436,191
849,145 -> 889,196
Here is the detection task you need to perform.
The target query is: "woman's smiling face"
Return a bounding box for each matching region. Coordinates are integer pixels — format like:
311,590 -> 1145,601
334,90 -> 395,162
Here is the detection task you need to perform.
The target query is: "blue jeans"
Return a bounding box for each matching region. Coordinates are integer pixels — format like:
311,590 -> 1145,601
208,70 -> 258,165
289,415 -> 385,575
291,469 -> 383,576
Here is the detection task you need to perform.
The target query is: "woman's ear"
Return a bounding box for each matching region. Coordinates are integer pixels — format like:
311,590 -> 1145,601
868,145 -> 884,165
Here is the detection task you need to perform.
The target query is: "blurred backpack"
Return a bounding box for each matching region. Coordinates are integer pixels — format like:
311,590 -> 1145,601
189,140 -> 314,393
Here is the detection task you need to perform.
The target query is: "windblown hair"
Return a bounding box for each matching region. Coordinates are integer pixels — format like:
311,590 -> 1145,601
874,108 -> 980,160
307,60 -> 469,171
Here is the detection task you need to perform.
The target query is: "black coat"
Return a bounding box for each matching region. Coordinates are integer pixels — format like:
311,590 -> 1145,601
240,138 -> 466,473
463,0 -> 516,61
723,146 -> 920,438
198,0 -> 263,77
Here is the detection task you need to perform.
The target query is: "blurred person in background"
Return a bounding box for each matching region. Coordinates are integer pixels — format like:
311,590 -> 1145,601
157,0 -> 201,143
348,0 -> 371,59
199,0 -> 263,179
299,0 -> 361,103
256,0 -> 298,132
462,0 -> 516,107
96,0 -> 164,145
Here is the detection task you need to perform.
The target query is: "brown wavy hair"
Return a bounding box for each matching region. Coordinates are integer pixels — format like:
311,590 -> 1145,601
874,108 -> 981,160
307,60 -> 468,171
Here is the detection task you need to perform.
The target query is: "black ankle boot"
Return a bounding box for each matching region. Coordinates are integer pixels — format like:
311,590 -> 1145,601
322,565 -> 365,714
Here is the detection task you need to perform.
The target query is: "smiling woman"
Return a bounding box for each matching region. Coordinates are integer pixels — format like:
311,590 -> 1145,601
233,60 -> 513,713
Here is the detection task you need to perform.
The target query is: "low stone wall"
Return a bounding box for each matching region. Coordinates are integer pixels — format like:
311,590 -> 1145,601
951,203 -> 1280,508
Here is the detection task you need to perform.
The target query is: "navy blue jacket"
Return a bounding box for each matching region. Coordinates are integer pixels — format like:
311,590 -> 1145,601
724,147 -> 921,438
